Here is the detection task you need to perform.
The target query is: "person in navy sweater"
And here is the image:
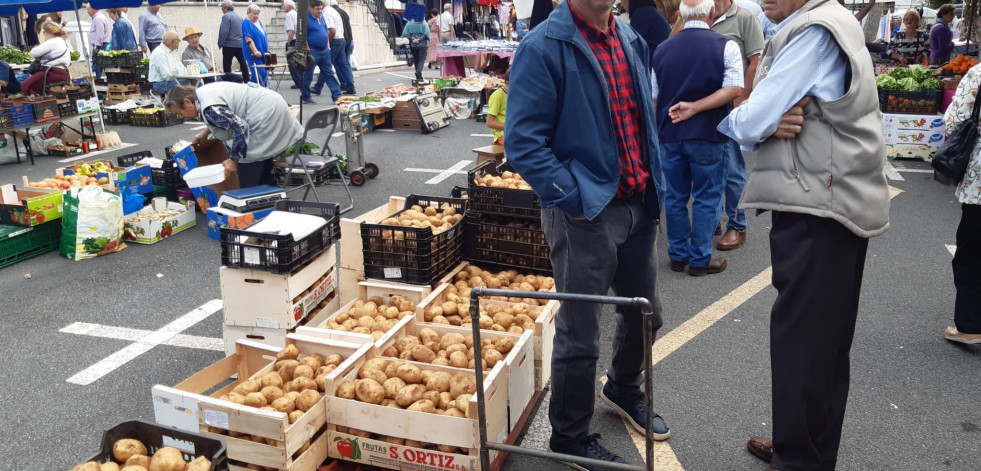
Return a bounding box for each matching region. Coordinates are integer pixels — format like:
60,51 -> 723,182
622,0 -> 672,56
652,0 -> 743,276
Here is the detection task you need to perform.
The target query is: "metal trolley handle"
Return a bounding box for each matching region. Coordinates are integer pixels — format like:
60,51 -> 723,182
469,287 -> 656,471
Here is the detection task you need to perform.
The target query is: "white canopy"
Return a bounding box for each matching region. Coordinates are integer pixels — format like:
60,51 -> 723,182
892,7 -> 938,20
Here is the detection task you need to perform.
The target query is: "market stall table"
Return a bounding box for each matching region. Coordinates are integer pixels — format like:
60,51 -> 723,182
1,111 -> 100,165
251,63 -> 288,92
173,71 -> 224,88
437,43 -> 517,77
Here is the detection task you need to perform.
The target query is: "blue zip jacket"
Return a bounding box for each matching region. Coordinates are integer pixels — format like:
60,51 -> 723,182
504,1 -> 664,220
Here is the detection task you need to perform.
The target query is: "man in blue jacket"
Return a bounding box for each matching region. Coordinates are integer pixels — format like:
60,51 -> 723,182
504,0 -> 669,467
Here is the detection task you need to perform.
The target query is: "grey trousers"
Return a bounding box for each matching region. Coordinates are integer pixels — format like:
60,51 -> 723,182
542,196 -> 664,442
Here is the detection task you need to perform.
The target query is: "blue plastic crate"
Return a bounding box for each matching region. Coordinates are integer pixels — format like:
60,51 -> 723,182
10,104 -> 33,127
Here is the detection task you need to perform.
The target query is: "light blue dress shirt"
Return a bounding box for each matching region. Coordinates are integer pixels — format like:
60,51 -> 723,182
718,10 -> 848,150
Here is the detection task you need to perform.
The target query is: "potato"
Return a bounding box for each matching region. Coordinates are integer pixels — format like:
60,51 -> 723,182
492,313 -> 515,329
293,365 -> 315,380
396,363 -> 423,384
278,363 -> 299,382
395,337 -> 421,354
448,351 -> 469,369
364,358 -> 389,372
441,301 -> 459,316
284,391 -> 300,402
450,373 -> 477,398
437,445 -> 460,453
439,333 -> 466,350
358,364 -> 388,384
411,345 -> 437,363
101,463 -> 121,471
383,436 -> 406,445
185,457 -> 211,471
355,378 -> 385,404
493,337 -> 515,354
233,380 -> 261,396
426,372 -> 452,393
381,398 -> 401,408
315,374 -> 328,392
420,369 -> 433,385
295,389 -> 321,411
422,389 -> 442,404
349,428 -> 372,438
276,344 -> 300,361
148,446 -> 185,471
113,439 -> 148,463
291,377 -> 318,392
119,467 -> 148,471
455,394 -> 472,416
382,346 -> 399,357
424,305 -> 443,322
271,397 -> 296,413
432,357 -> 450,366
324,354 -> 344,367
432,316 -> 451,325
383,377 -> 407,399
72,463 -> 100,471
399,350 -> 414,360
289,410 -> 305,424
443,407 -> 465,418
395,384 -> 427,407
300,353 -> 325,371
407,399 -> 437,413
446,344 -> 468,356
244,392 -> 268,408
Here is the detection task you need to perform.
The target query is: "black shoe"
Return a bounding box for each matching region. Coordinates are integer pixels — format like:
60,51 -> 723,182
344,89 -> 357,95
547,434 -> 627,471
669,259 -> 688,272
600,380 -> 671,440
290,85 -> 301,89
311,89 -> 321,96
302,98 -> 316,104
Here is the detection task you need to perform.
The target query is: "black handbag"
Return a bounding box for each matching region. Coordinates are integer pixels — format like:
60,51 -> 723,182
27,61 -> 41,75
932,91 -> 981,185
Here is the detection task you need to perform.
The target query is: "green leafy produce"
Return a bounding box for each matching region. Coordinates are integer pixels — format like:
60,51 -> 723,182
876,75 -> 899,89
0,45 -> 33,64
920,77 -> 942,90
876,66 -> 943,91
898,77 -> 920,91
285,140 -> 321,155
70,50 -> 80,61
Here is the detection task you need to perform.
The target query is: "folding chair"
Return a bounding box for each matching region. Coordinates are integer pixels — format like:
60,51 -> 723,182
280,106 -> 354,214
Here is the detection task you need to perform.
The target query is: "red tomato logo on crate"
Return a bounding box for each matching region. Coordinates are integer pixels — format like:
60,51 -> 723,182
334,437 -> 361,459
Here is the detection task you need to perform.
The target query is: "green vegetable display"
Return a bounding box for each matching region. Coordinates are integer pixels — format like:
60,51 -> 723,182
70,50 -> 80,61
877,65 -> 943,91
0,45 -> 34,64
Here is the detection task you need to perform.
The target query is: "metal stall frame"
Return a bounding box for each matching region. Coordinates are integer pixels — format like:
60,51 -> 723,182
468,287 -> 656,471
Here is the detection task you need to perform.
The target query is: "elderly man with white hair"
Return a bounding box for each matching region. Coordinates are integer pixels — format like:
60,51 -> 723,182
651,0 -> 743,276
283,0 -> 302,89
438,3 -> 455,43
218,0 -> 249,83
148,31 -> 187,94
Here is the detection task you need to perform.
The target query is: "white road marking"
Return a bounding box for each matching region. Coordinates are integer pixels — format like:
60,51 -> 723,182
189,125 -> 207,131
64,299 -> 222,385
376,129 -> 395,132
404,168 -> 468,175
57,143 -> 138,163
947,244 -> 957,256
884,162 -> 904,181
425,160 -> 471,185
385,72 -> 415,80
895,168 -> 934,174
61,322 -> 223,351
332,132 -> 344,138
470,133 -> 494,137
184,121 -> 204,125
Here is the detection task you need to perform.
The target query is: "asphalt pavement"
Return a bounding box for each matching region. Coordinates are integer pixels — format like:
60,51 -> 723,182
0,68 -> 979,471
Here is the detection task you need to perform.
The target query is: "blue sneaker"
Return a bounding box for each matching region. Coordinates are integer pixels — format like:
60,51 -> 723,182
547,434 -> 627,471
600,379 -> 671,440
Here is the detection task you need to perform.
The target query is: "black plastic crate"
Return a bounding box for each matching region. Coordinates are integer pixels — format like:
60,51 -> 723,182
103,106 -> 130,125
26,97 -> 59,123
80,420 -> 228,471
117,150 -> 186,188
58,101 -> 77,117
361,195 -> 467,285
464,213 -> 552,274
130,109 -> 184,127
106,71 -> 141,83
272,163 -> 331,186
467,160 -> 541,219
220,200 -> 340,274
878,88 -> 942,114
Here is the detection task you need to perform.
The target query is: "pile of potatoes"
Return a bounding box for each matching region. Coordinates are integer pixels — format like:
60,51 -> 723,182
334,358 -> 481,454
378,203 -> 464,236
207,344 -> 343,449
72,440 -> 210,471
320,295 -> 417,340
474,170 -> 533,191
421,265 -> 555,332
379,327 -> 515,372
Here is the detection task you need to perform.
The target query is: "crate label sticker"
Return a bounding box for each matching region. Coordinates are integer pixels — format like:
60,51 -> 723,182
300,274 -> 337,317
256,317 -> 279,329
384,267 -> 402,279
447,228 -> 456,239
330,432 -> 476,471
243,247 -> 261,265
204,409 -> 229,429
161,435 -> 197,455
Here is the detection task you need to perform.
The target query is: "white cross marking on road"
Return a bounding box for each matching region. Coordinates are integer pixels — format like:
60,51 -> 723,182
61,322 -> 223,351
62,299 -> 222,385
947,244 -> 957,256
884,162 -> 904,181
413,160 -> 472,185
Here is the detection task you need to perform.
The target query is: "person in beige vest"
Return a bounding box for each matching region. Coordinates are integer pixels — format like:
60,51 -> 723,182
717,0 -> 890,469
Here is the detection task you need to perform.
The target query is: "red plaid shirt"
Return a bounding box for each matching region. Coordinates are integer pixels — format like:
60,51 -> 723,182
569,3 -> 649,198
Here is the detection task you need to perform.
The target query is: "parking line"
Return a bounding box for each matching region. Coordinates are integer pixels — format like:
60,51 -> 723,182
61,322 -> 223,351
64,300 -> 222,385
424,160 -> 471,184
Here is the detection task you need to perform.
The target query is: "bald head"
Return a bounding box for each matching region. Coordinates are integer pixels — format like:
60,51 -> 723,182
163,30 -> 181,50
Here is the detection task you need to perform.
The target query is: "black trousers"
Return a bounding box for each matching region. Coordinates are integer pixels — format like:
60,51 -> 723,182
953,204 -> 981,334
147,41 -> 160,52
769,212 -> 869,471
222,46 -> 250,83
410,46 -> 426,79
236,159 -> 276,188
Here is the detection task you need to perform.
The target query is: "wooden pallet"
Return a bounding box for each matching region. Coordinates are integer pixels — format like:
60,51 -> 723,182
107,83 -> 140,93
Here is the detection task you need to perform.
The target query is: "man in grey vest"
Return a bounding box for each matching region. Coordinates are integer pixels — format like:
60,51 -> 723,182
717,0 -> 890,469
164,83 -> 305,188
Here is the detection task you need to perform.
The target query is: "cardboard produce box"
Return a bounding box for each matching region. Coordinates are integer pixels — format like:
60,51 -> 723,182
114,164 -> 154,196
883,129 -> 946,148
881,113 -> 945,132
0,184 -> 63,227
885,143 -> 934,162
172,140 -> 239,213
205,206 -> 274,240
122,198 -> 196,244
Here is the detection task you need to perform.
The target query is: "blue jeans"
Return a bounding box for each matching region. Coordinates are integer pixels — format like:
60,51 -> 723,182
331,38 -> 354,93
722,140 -> 748,231
302,46 -> 341,101
660,140 -> 726,267
541,198 -> 663,441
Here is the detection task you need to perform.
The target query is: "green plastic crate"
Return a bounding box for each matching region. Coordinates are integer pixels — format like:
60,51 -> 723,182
0,221 -> 61,269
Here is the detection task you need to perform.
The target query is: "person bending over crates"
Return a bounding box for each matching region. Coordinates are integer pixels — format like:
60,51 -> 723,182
164,83 -> 303,188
